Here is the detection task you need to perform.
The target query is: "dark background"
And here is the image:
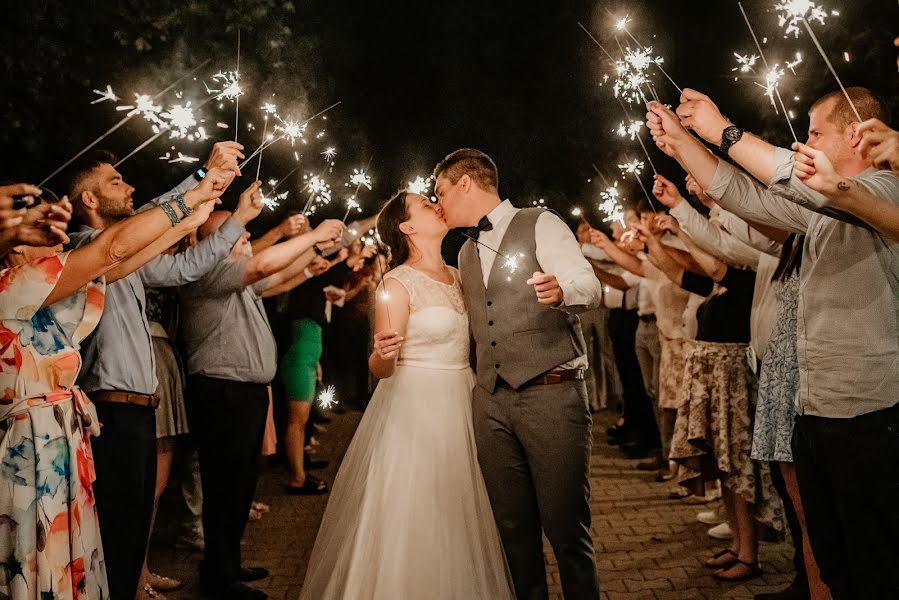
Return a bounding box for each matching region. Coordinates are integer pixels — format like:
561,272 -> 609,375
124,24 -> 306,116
3,0 -> 897,233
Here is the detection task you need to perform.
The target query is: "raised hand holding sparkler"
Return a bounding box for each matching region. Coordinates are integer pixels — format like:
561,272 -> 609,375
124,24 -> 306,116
651,174 -> 685,209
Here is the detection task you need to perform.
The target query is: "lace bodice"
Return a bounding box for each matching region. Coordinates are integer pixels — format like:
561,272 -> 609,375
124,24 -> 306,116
382,265 -> 469,369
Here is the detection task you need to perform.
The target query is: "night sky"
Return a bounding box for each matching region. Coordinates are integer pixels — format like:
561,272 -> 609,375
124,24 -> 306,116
4,0 -> 897,231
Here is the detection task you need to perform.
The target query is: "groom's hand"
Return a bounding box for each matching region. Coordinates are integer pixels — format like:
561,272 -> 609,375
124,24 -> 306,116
526,271 -> 564,307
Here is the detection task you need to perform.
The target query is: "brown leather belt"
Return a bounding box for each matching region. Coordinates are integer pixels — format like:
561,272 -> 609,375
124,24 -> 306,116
90,390 -> 160,409
524,369 -> 585,387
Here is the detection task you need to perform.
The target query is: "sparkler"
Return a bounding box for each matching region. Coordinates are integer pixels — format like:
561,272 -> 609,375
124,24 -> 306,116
260,190 -> 288,211
406,175 -> 433,196
343,197 -> 361,222
732,53 -> 760,73
778,2 -> 862,122
736,2 -> 799,142
786,51 -> 803,74
618,158 -> 656,211
39,59 -> 212,186
571,207 -> 583,217
321,147 -> 337,161
237,101 -> 342,170
234,29 -> 241,141
599,182 -> 627,226
614,118 -> 658,175
317,385 -> 338,410
348,168 -> 373,191
91,84 -> 119,104
608,11 -> 683,94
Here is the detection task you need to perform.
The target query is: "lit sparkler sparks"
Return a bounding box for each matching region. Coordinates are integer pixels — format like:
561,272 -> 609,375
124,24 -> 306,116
503,252 -> 525,275
615,15 -> 632,31
775,0 -> 828,38
786,51 -> 803,74
732,53 -> 760,73
317,385 -> 338,409
599,183 -> 626,226
618,159 -> 644,175
262,102 -> 278,114
348,169 -> 373,191
571,207 -> 583,217
159,103 -> 207,141
118,93 -> 164,127
343,197 -> 362,221
407,176 -> 433,196
321,147 -> 337,161
91,84 -> 119,104
615,119 -> 645,141
206,70 -> 243,101
261,190 -> 288,211
167,151 -> 200,164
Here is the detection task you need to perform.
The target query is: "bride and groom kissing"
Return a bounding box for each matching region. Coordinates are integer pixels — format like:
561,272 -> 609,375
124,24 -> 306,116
300,148 -> 603,600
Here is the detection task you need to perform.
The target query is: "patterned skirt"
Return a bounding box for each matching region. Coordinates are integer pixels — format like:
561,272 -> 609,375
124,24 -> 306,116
0,388 -> 108,599
670,341 -> 784,535
658,336 -> 685,410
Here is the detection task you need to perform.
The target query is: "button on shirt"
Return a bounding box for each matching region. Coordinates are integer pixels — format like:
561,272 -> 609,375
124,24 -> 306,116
69,216 -> 245,394
478,200 -> 602,370
708,151 -> 899,418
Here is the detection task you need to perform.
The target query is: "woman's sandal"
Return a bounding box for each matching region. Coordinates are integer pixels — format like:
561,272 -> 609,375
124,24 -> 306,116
286,474 -> 329,495
713,559 -> 763,582
704,548 -> 738,569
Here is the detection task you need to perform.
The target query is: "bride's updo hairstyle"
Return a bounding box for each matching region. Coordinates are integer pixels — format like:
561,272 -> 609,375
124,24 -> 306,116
376,189 -> 412,269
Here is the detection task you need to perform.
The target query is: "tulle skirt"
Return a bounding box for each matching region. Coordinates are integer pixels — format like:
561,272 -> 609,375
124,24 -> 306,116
299,364 -> 515,600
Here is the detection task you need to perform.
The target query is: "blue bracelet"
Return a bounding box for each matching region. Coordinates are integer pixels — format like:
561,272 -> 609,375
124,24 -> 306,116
161,201 -> 181,225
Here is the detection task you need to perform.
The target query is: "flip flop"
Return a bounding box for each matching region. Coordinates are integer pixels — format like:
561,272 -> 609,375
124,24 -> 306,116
704,548 -> 738,569
713,559 -> 763,582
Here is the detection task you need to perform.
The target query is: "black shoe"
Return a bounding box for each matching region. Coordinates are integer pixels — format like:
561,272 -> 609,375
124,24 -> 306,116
620,442 -> 659,459
753,577 -> 810,600
606,423 -> 628,437
304,457 -> 329,471
239,566 -> 270,582
221,581 -> 268,600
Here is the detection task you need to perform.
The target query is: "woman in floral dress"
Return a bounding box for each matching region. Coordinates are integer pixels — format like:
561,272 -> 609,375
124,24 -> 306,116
0,172 -> 226,600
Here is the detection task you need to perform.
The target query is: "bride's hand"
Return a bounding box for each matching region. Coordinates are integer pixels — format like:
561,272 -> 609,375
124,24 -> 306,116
373,330 -> 404,361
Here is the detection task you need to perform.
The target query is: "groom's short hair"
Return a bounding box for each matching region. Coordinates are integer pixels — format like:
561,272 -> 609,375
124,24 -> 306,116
433,148 -> 498,193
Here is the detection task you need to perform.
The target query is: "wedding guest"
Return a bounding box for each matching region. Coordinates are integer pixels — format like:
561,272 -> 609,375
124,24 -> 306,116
0,177 -> 221,600
647,86 -> 899,597
62,146 -> 254,600
180,211 -> 343,600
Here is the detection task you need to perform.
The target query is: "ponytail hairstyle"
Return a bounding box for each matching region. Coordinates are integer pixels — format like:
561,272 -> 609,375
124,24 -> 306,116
772,233 -> 804,282
376,189 -> 412,269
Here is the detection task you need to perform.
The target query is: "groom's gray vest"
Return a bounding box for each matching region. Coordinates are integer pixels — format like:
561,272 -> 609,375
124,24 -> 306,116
459,208 -> 587,393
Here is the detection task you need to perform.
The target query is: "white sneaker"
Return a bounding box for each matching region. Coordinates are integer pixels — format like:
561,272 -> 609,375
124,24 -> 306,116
697,509 -> 720,525
707,522 -> 733,540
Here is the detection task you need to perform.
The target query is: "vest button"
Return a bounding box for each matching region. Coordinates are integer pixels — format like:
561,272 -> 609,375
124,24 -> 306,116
488,320 -> 494,326
495,363 -> 500,369
487,301 -> 493,307
491,341 -> 497,346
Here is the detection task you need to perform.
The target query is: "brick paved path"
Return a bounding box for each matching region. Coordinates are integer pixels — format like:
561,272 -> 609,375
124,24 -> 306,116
149,408 -> 795,599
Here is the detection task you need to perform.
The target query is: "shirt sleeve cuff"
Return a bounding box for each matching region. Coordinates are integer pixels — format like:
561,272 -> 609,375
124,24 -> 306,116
669,200 -> 693,222
219,216 -> 246,244
769,146 -> 796,188
707,159 -> 739,201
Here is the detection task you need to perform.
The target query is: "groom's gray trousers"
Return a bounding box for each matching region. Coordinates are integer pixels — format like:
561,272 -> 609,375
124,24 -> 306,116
473,378 -> 600,600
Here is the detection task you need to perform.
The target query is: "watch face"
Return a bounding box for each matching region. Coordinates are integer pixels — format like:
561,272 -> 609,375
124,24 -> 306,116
725,127 -> 741,143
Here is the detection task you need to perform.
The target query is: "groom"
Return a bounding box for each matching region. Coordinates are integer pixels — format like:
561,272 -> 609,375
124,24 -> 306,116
434,149 -> 602,600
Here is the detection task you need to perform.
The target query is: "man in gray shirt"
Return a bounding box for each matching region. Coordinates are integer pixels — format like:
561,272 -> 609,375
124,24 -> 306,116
62,142 -> 254,600
647,87 -> 899,599
180,211 -> 343,600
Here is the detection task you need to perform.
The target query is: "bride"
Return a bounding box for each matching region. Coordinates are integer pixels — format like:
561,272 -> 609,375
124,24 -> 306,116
299,191 -> 515,599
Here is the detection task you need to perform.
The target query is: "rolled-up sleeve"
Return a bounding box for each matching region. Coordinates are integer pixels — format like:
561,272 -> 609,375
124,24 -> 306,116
534,212 -> 602,312
670,201 -> 762,268
139,217 -> 245,287
708,159 -> 810,235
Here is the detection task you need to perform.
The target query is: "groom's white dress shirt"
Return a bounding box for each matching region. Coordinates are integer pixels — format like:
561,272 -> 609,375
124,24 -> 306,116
477,200 -> 602,371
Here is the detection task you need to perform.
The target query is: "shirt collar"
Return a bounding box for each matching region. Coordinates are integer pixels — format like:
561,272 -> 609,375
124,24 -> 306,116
484,199 -> 515,228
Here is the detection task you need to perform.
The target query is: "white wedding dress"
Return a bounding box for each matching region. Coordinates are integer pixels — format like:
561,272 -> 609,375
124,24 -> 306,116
299,265 -> 515,600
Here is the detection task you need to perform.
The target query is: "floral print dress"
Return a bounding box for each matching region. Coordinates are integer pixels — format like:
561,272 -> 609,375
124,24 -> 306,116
0,252 -> 109,600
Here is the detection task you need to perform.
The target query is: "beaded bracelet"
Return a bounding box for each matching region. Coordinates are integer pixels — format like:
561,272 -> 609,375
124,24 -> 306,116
175,193 -> 192,217
161,201 -> 181,226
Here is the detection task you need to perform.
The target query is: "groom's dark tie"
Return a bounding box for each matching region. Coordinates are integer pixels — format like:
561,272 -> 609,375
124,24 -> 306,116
477,215 -> 493,233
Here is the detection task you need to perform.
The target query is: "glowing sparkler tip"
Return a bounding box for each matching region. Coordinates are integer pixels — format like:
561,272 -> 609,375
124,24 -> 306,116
91,84 -> 119,104
321,147 -> 337,160
614,15 -> 632,31
774,0 -> 828,38
349,168 -> 373,190
407,176 -> 433,196
571,207 -> 583,217
317,385 -> 338,409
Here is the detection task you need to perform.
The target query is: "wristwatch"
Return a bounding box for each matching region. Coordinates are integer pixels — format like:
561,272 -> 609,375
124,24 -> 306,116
719,125 -> 743,155
193,167 -> 207,182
